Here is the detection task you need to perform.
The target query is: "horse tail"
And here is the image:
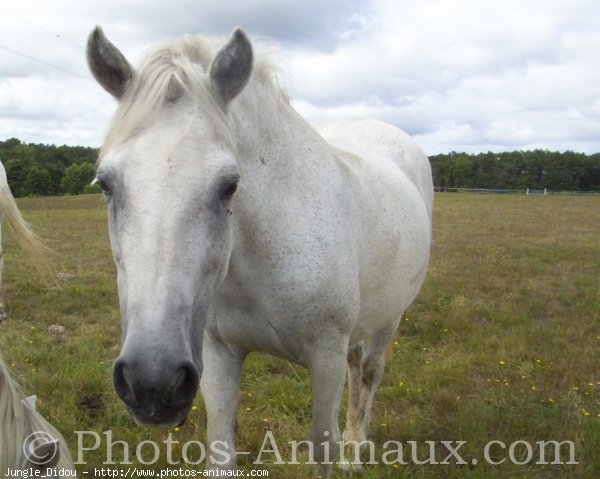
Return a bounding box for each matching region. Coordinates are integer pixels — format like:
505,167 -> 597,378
0,164 -> 53,284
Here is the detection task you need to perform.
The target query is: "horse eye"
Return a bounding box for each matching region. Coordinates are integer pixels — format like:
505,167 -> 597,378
221,181 -> 238,200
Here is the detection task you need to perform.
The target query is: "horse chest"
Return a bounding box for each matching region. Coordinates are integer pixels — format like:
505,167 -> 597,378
210,267 -> 359,362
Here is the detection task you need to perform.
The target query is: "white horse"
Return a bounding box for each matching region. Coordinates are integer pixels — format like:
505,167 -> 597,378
0,354 -> 76,476
0,161 -> 51,320
87,26 -> 432,477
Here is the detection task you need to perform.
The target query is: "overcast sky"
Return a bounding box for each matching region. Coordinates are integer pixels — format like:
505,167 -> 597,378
0,0 -> 598,155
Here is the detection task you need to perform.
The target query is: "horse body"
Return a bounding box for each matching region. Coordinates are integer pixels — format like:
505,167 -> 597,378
204,112 -> 432,475
211,114 -> 432,358
316,118 -> 433,334
88,27 -> 432,477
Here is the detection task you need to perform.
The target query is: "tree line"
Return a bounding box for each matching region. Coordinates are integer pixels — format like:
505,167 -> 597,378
430,150 -> 600,191
1,138 -> 600,196
0,138 -> 100,196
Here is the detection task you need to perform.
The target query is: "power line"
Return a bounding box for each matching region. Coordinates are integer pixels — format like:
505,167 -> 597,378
0,12 -> 87,78
0,44 -> 88,79
0,11 -> 84,50
13,17 -> 83,49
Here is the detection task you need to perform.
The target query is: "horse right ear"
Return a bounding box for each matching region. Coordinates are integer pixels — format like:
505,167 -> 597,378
210,28 -> 253,105
87,26 -> 134,99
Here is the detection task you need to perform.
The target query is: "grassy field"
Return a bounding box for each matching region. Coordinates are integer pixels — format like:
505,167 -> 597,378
0,193 -> 598,478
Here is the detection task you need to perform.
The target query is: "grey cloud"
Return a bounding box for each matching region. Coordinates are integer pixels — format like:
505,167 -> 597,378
76,0 -> 369,50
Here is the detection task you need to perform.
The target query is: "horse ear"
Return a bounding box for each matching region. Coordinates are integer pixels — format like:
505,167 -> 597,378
210,28 -> 253,105
87,26 -> 134,99
22,395 -> 37,409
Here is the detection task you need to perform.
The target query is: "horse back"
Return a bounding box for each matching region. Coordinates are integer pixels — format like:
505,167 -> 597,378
316,118 -> 433,216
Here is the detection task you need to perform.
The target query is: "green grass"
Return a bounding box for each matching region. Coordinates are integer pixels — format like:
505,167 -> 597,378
0,193 -> 598,478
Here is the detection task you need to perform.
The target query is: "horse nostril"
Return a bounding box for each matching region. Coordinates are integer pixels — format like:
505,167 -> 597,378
113,357 -> 198,419
113,359 -> 138,408
171,362 -> 199,409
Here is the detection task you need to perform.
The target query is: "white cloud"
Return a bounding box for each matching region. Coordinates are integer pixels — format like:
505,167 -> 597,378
0,0 -> 598,154
285,0 -> 600,153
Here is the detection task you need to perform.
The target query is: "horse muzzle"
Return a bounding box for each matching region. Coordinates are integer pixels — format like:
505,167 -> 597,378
113,357 -> 199,427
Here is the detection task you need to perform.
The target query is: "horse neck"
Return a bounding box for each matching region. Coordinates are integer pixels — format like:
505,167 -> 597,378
229,81 -> 324,172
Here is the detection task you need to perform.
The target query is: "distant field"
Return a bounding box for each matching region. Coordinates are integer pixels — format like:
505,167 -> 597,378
0,193 -> 598,478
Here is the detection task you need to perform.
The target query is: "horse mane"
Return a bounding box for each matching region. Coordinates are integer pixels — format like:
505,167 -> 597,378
0,354 -> 75,472
100,33 -> 286,158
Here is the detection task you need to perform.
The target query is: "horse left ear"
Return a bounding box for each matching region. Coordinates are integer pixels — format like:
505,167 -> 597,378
210,28 -> 253,105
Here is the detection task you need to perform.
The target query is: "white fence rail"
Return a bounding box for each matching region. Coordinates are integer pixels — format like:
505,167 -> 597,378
434,187 -> 600,195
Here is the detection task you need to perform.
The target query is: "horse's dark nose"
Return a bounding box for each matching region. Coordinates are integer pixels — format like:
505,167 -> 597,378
113,357 -> 199,426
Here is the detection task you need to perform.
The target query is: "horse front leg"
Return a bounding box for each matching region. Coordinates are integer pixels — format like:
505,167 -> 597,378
308,342 -> 348,479
200,331 -> 246,469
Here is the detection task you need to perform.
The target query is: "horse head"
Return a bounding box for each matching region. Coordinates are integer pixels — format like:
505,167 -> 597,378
87,27 -> 253,427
